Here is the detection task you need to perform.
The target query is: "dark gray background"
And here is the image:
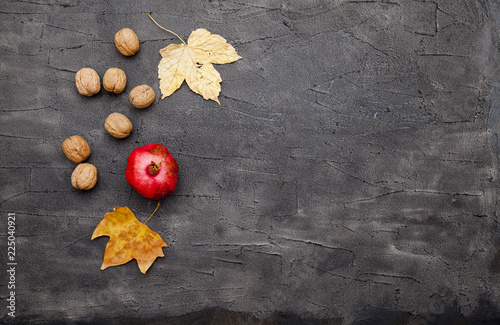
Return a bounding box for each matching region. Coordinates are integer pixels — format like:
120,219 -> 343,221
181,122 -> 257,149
1,0 -> 500,324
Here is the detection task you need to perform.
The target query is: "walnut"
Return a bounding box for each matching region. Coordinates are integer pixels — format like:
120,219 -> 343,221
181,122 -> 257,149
62,135 -> 91,163
75,68 -> 101,96
114,28 -> 140,56
129,84 -> 155,109
103,68 -> 127,94
105,112 -> 133,138
71,163 -> 97,190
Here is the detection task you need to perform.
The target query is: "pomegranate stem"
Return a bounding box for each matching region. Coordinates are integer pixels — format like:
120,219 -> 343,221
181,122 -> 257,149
147,161 -> 161,175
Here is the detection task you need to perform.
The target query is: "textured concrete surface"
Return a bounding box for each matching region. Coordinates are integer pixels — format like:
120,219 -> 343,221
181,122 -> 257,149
2,0 -> 500,324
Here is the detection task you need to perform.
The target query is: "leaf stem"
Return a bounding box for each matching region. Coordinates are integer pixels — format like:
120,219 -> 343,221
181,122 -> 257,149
144,200 -> 161,225
148,11 -> 186,45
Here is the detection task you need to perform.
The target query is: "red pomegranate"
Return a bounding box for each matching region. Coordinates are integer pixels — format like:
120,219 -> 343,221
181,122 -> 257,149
125,143 -> 178,200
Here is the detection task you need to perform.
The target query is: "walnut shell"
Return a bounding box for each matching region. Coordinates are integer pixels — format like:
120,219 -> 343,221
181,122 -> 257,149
71,163 -> 97,190
114,28 -> 139,56
62,135 -> 91,163
103,68 -> 127,94
105,112 -> 133,139
129,84 -> 155,109
75,68 -> 101,96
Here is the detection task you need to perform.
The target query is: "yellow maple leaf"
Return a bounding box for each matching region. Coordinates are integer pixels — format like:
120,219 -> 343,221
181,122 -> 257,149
91,206 -> 167,274
151,13 -> 242,104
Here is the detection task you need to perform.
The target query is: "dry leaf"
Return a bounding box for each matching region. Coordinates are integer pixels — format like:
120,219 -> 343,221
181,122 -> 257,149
158,28 -> 242,104
91,206 -> 167,274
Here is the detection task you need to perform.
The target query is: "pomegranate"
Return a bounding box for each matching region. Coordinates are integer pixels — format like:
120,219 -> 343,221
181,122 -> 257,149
125,143 -> 178,200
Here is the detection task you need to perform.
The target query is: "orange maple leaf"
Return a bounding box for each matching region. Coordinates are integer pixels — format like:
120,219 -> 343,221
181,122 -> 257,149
91,206 -> 167,274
